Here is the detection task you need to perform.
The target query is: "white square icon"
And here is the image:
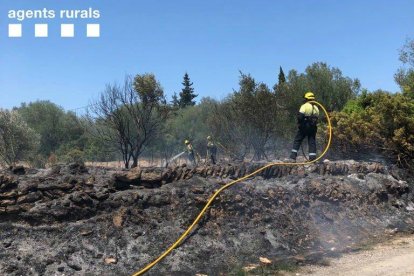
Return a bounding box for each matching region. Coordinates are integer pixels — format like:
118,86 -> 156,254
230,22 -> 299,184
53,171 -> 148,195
87,24 -> 100,37
35,24 -> 48,37
8,24 -> 22,37
61,24 -> 74,37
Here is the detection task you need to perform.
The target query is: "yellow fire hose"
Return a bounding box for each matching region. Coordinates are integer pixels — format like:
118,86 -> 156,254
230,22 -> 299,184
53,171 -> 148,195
132,101 -> 332,275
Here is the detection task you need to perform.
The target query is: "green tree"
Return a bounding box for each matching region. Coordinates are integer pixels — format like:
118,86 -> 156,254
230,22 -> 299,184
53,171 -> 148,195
278,66 -> 286,85
171,92 -> 180,107
210,73 -> 283,160
179,73 -> 197,108
0,109 -> 40,166
150,97 -> 218,164
395,38 -> 414,98
283,63 -> 360,112
304,62 -> 360,111
16,101 -> 84,158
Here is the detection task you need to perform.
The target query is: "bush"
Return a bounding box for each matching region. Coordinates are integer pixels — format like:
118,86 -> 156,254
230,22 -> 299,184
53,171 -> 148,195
61,149 -> 85,163
0,109 -> 40,166
332,91 -> 414,169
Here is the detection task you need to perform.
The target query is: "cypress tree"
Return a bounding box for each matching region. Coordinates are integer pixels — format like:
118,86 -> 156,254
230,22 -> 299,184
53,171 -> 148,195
278,66 -> 286,85
179,73 -> 197,107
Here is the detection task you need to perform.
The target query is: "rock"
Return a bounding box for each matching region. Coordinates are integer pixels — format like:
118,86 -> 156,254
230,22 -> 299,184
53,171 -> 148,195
194,196 -> 207,204
140,168 -> 163,185
293,255 -> 306,262
0,199 -> 16,206
0,175 -> 18,192
104,257 -> 117,264
406,202 -> 414,211
37,182 -> 74,191
50,165 -> 61,175
67,261 -> 82,271
3,241 -> 12,248
115,167 -> 141,183
113,207 -> 128,228
234,194 -> 242,202
86,176 -> 95,185
80,230 -> 93,236
191,186 -> 205,194
61,162 -> 88,175
243,264 -> 259,272
113,167 -> 144,189
6,205 -> 20,213
0,190 -> 17,199
259,257 -> 272,264
10,166 -> 25,175
93,191 -> 110,201
17,192 -> 42,204
19,203 -> 34,211
69,192 -> 94,206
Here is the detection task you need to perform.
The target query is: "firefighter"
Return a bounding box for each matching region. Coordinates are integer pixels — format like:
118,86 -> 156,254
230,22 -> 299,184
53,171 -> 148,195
289,92 -> 319,161
184,140 -> 196,166
206,136 -> 217,164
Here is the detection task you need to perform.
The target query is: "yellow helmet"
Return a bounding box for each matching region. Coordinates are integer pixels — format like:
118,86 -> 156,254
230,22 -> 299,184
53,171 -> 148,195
207,136 -> 212,140
304,92 -> 315,100
184,140 -> 190,145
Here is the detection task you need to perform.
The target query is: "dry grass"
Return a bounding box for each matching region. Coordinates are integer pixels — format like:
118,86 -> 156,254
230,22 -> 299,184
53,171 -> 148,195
85,156 -> 190,169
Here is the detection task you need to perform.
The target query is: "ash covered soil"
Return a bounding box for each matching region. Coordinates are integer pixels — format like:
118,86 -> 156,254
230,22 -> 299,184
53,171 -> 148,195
0,161 -> 414,275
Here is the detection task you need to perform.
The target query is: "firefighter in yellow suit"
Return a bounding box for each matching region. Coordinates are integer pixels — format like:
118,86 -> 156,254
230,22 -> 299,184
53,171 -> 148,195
184,140 -> 196,166
206,136 -> 217,164
289,92 -> 320,161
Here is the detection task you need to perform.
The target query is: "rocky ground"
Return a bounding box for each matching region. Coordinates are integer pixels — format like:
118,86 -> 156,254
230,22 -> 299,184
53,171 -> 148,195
0,160 -> 413,275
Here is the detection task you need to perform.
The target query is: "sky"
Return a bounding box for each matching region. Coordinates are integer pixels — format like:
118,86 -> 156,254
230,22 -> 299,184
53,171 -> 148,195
1,0 -> 413,113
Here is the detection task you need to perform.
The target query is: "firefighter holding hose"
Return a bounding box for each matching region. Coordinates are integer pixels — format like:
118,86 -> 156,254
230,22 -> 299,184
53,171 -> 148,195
206,136 -> 217,164
290,92 -> 319,161
184,139 -> 196,166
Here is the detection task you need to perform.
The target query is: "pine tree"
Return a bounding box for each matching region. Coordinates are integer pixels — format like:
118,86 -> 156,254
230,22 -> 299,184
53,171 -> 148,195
273,66 -> 287,93
179,73 -> 197,108
171,92 -> 180,106
278,66 -> 286,85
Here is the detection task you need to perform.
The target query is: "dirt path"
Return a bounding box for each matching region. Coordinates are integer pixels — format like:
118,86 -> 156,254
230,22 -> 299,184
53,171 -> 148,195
288,235 -> 414,276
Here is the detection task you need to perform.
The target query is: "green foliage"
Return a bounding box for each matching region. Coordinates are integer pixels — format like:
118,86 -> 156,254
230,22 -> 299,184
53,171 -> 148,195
61,148 -> 85,163
395,38 -> 414,98
179,73 -> 197,108
278,62 -> 360,115
7,59 -> 407,167
209,73 -> 284,160
399,38 -> 414,66
16,101 -> 84,158
158,65 -> 360,162
171,92 -> 180,107
31,154 -> 48,168
0,109 -> 40,166
278,66 -> 286,85
151,97 -> 217,160
341,89 -> 368,114
82,134 -> 118,162
133,73 -> 165,104
332,91 -> 414,169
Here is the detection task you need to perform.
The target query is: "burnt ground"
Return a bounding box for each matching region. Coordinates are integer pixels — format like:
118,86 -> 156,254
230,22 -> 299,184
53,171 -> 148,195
0,161 -> 413,275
